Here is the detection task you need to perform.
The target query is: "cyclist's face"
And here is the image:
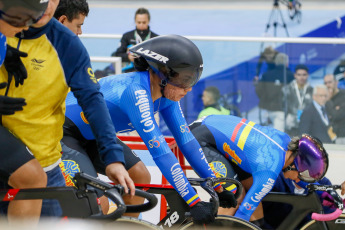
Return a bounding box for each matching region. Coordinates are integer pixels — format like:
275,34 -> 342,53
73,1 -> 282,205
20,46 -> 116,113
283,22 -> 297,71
283,164 -> 299,181
164,84 -> 192,101
135,13 -> 149,31
282,154 -> 300,181
0,19 -> 28,37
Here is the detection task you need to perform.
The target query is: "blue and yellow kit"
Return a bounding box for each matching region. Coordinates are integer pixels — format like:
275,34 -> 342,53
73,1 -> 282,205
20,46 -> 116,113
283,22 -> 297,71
65,71 -> 219,207
0,19 -> 123,168
199,115 -> 291,220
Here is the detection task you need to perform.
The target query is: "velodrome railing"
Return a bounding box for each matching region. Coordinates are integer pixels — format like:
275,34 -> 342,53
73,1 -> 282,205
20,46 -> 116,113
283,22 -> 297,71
80,34 -> 345,77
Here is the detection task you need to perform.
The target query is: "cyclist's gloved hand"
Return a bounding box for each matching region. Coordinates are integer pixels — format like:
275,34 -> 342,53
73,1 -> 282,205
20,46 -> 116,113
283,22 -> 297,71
190,201 -> 215,225
4,45 -> 28,87
0,82 -> 26,115
218,189 -> 237,208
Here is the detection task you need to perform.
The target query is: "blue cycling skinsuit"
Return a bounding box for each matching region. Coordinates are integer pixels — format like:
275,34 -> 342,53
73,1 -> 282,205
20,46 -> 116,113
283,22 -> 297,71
0,32 -> 5,67
190,115 -> 290,221
65,71 -> 219,207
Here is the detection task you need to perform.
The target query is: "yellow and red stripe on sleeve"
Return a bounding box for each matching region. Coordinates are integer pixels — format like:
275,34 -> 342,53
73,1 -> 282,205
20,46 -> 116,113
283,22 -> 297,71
187,194 -> 201,207
230,118 -> 256,150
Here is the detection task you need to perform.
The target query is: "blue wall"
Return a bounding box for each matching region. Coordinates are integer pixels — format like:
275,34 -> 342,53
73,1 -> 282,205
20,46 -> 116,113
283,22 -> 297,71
160,15 -> 345,135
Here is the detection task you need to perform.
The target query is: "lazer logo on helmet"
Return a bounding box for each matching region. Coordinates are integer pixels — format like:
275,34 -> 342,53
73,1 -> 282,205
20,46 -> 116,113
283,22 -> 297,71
135,48 -> 169,64
135,90 -> 155,133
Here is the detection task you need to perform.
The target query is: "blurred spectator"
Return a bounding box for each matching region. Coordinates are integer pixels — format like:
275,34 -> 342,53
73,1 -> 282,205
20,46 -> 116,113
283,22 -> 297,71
254,46 -> 280,81
54,0 -> 89,36
95,8 -> 158,79
255,53 -> 294,131
198,86 -> 230,119
324,74 -> 345,144
333,59 -> 345,89
112,7 -> 158,73
299,85 -> 332,143
283,64 -> 313,137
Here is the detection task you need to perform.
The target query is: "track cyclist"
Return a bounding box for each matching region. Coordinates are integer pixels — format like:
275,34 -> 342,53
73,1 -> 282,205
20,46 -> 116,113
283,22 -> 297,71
189,114 -> 329,228
62,35 -> 237,224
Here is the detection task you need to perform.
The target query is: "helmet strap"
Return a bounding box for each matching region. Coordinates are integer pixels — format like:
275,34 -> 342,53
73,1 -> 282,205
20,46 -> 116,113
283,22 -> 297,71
159,79 -> 167,98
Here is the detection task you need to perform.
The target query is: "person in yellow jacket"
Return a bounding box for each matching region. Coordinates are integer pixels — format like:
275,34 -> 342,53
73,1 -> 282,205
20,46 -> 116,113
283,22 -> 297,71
0,0 -> 133,223
198,86 -> 230,119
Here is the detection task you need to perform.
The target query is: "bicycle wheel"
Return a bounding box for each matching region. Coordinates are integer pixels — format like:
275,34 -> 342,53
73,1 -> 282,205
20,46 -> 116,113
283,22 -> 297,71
180,215 -> 261,230
105,216 -> 161,229
300,214 -> 345,230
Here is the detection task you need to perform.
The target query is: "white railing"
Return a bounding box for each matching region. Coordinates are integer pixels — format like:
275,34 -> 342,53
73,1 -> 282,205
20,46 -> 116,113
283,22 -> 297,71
80,33 -> 345,44
81,34 -> 345,76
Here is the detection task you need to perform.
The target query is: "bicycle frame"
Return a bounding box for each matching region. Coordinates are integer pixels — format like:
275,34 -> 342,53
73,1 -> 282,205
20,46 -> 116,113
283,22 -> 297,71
136,177 -> 243,229
0,186 -> 101,218
262,184 -> 344,230
136,183 -> 189,228
263,191 -> 327,230
0,173 -> 157,221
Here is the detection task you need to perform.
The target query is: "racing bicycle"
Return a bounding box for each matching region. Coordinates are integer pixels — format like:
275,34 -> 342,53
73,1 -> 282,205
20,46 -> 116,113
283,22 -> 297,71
0,172 -> 160,229
262,183 -> 344,230
136,177 -> 261,229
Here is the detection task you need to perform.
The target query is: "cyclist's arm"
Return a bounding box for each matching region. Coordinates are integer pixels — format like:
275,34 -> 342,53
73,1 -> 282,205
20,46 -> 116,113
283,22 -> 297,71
341,181 -> 345,196
63,36 -> 124,166
235,171 -> 277,221
122,86 -> 202,207
160,102 -> 220,190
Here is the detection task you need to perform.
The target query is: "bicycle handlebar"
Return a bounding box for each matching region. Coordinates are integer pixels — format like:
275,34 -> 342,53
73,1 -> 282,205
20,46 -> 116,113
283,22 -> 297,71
188,177 -> 243,199
307,184 -> 344,222
74,173 -> 158,219
125,189 -> 158,213
89,187 -> 127,220
312,209 -> 343,222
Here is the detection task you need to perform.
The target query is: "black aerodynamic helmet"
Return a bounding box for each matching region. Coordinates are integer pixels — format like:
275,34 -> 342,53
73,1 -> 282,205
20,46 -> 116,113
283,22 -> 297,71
129,34 -> 203,89
0,0 -> 49,27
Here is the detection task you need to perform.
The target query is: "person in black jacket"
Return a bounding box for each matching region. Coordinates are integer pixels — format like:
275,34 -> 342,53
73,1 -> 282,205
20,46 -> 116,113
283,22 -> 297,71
324,74 -> 345,144
111,7 -> 158,73
299,85 -> 332,143
255,53 -> 294,131
254,46 -> 280,82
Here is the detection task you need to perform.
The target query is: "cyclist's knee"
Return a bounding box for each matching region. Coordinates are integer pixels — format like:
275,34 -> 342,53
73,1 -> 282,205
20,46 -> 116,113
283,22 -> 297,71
128,161 -> 151,184
8,159 -> 47,188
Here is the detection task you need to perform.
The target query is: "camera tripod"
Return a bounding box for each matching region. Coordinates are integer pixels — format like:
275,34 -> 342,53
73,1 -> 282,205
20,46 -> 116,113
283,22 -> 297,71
264,0 -> 290,37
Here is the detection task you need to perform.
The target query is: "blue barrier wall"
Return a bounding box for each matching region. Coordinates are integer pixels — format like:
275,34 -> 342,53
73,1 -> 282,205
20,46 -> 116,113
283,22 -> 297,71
160,15 -> 345,135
